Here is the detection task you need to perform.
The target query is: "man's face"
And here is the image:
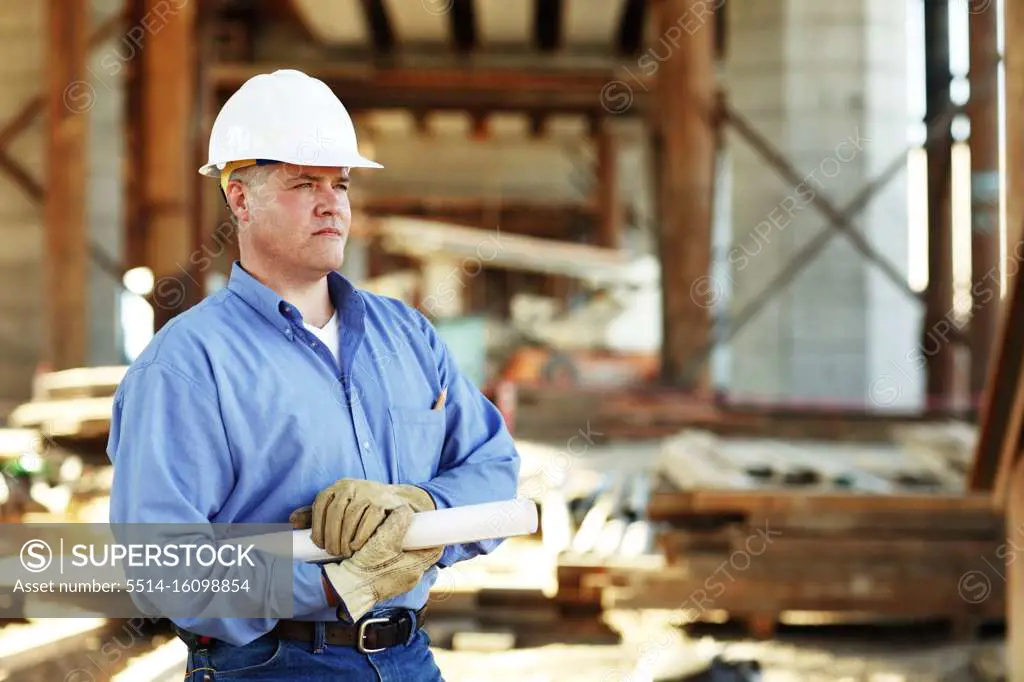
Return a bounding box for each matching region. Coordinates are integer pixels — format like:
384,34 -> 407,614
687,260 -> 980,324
236,163 -> 352,276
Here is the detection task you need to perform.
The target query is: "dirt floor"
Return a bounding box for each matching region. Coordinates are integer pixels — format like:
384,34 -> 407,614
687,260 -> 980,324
432,610 -> 1002,682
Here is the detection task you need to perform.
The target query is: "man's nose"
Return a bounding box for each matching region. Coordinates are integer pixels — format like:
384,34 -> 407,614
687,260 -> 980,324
315,185 -> 342,216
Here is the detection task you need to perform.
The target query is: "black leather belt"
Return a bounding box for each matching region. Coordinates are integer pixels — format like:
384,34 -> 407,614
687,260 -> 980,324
271,607 -> 426,653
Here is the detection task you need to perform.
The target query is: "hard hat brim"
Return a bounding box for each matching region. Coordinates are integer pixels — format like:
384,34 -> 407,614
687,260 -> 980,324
198,156 -> 383,177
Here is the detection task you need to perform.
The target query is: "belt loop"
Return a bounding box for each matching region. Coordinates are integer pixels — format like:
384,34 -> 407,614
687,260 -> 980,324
404,609 -> 418,645
313,621 -> 327,654
185,644 -> 214,681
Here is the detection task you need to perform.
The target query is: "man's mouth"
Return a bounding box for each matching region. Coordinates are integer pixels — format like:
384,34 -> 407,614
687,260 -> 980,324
313,228 -> 344,237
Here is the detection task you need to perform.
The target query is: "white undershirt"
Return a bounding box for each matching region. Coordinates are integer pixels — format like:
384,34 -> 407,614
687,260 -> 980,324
303,309 -> 340,367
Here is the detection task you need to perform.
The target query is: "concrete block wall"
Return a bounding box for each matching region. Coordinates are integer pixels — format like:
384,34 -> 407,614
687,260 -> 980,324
0,2 -> 44,415
0,0 -> 127,416
723,0 -> 923,408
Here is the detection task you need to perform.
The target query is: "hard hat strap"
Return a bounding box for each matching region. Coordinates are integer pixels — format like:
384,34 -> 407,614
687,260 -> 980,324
220,159 -> 257,194
219,159 -> 279,194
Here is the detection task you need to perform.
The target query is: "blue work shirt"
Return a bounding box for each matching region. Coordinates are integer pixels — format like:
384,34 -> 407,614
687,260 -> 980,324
106,261 -> 521,646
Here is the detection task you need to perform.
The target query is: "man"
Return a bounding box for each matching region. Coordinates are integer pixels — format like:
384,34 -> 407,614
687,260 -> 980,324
106,69 -> 521,680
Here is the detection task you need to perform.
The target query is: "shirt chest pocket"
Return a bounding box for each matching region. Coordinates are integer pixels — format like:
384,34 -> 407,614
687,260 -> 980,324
387,405 -> 446,484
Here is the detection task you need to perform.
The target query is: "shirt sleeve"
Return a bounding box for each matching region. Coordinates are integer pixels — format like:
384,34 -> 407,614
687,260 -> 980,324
106,361 -> 329,646
407,311 -> 522,568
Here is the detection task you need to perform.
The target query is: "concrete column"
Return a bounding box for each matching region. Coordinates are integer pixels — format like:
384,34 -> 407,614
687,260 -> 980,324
420,257 -> 466,319
723,0 -> 922,408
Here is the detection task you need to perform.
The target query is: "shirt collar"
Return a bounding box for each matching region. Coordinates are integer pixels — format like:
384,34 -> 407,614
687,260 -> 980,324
226,261 -> 360,336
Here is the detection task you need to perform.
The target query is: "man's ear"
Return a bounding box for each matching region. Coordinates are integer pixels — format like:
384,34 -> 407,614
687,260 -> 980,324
224,181 -> 248,222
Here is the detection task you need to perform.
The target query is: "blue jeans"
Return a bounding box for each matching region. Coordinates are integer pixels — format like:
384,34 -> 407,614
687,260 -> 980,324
183,620 -> 444,681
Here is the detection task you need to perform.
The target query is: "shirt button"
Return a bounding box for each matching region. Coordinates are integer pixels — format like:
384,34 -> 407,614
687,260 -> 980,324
362,442 -> 370,450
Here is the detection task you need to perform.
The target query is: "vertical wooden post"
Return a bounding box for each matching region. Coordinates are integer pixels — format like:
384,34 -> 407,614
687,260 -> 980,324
596,121 -> 621,249
45,0 -> 90,370
922,0 -> 957,411
127,0 -> 200,330
1009,456 -> 1024,681
968,4 -> 1001,407
193,0 -> 219,287
1007,0 -> 1024,274
1004,4 -> 1024,680
655,0 -> 716,389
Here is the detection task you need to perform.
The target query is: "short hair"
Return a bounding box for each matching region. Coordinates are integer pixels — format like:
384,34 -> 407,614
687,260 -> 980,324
230,163 -> 277,194
225,164 -> 278,227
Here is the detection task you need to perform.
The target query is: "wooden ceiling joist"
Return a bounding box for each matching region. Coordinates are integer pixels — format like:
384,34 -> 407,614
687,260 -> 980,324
616,0 -> 648,55
211,62 -> 651,116
535,0 -> 563,51
361,0 -> 395,51
281,0 -> 651,59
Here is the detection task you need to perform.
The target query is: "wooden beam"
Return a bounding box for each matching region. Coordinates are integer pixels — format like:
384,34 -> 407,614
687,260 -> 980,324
1008,0 -> 1024,264
535,0 -> 563,51
970,2 -> 1024,503
595,122 -> 621,249
359,0 -> 394,52
210,63 -> 651,116
968,3 -> 1001,405
922,0 -> 957,410
250,46 -> 642,72
45,0 -> 90,371
469,111 -> 489,141
129,0 -> 201,330
655,0 -> 717,389
616,0 -> 647,55
0,151 -> 43,202
0,98 -> 46,152
193,0 -> 225,284
1010,457 -> 1024,680
969,234 -> 1024,500
450,0 -> 476,53
358,198 -> 597,239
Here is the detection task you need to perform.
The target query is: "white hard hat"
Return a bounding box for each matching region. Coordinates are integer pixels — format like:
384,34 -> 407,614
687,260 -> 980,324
198,68 -> 382,178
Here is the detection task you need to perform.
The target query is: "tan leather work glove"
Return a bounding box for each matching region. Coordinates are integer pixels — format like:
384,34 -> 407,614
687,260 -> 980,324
288,479 -> 435,559
321,505 -> 443,622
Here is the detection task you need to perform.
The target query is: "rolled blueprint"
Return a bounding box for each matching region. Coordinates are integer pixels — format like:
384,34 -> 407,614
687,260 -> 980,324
241,498 -> 539,563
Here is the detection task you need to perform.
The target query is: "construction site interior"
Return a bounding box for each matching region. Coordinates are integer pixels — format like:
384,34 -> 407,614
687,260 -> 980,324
4,0 -> 1024,680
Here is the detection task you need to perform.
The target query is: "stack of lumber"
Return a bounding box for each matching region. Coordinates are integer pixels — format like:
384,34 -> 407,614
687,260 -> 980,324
422,440 -> 642,648
6,366 -> 125,458
514,439 -> 677,616
511,385 -> 941,442
590,429 -> 1004,638
425,538 -> 621,648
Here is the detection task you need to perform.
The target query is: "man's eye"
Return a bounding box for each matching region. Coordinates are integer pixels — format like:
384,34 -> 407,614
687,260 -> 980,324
335,184 -> 349,191
295,183 -> 313,189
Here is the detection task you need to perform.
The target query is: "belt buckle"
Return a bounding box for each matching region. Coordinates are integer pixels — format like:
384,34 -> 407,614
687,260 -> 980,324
356,616 -> 391,654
